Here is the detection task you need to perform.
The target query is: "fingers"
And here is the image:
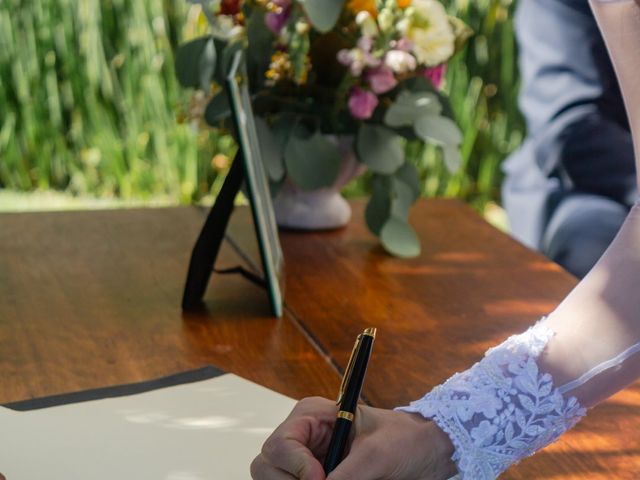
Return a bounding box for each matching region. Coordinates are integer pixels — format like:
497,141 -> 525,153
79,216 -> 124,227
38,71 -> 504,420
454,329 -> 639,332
250,454 -> 297,479
252,397 -> 337,480
325,438 -> 382,480
261,434 -> 326,479
277,397 -> 338,459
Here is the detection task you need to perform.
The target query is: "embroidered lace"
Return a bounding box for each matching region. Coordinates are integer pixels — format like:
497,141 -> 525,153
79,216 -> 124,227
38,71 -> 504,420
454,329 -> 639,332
397,321 -> 586,479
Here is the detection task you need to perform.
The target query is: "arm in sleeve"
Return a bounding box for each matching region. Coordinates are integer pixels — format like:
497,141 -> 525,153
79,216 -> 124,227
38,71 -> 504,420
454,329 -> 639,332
398,2 -> 640,477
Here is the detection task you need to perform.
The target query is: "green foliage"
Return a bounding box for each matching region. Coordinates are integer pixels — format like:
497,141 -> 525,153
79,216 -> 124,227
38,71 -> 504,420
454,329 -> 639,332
380,216 -> 421,258
384,91 -> 442,128
0,0 -> 231,202
356,125 -> 405,175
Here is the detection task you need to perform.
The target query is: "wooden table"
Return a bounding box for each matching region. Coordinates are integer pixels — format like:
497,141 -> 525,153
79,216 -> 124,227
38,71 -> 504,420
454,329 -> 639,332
1,199 -> 638,478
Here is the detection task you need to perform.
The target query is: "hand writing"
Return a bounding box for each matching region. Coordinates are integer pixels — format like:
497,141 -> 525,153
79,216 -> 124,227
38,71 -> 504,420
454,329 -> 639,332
250,396 -> 456,480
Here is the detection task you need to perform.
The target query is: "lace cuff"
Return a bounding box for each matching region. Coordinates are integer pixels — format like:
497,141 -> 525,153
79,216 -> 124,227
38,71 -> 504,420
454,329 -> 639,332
397,321 -> 586,479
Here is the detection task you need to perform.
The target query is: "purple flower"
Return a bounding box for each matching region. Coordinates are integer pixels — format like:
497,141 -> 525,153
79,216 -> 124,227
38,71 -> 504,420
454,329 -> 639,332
423,64 -> 447,89
265,0 -> 292,33
366,65 -> 397,94
348,87 -> 379,120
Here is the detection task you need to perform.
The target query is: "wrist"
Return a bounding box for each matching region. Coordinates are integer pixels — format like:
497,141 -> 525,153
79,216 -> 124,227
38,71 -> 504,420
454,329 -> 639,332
425,419 -> 457,479
405,412 -> 457,480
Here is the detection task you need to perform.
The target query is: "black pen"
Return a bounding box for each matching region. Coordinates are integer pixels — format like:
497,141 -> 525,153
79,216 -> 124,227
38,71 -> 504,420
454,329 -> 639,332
323,327 -> 376,474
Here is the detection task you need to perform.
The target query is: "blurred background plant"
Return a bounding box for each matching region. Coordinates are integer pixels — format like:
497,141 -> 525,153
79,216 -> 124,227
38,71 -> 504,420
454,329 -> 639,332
0,0 -> 521,225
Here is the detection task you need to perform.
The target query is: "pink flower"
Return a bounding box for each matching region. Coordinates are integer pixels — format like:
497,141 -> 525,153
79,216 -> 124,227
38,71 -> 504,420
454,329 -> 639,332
337,42 -> 381,77
348,88 -> 379,120
394,38 -> 414,52
265,0 -> 291,33
423,64 -> 447,89
366,65 -> 397,94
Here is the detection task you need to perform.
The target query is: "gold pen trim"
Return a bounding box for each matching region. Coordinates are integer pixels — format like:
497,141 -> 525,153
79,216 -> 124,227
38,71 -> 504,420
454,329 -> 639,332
337,411 -> 355,422
336,327 -> 377,405
336,336 -> 359,405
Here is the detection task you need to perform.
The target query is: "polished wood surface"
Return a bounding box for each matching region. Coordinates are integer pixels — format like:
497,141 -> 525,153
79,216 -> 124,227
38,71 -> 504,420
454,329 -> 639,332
2,201 -> 639,478
0,207 -> 338,403
228,199 -> 640,479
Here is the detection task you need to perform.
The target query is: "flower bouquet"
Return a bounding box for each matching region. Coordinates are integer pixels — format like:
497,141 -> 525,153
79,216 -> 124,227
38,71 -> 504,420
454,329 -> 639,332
176,0 -> 471,257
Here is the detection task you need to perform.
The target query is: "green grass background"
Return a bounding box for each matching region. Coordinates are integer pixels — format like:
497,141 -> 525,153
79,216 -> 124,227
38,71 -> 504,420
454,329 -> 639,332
0,0 -> 523,216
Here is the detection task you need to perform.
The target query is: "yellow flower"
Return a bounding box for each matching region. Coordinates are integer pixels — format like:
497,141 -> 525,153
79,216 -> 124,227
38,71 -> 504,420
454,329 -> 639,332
397,0 -> 412,8
265,51 -> 293,84
346,0 -> 378,17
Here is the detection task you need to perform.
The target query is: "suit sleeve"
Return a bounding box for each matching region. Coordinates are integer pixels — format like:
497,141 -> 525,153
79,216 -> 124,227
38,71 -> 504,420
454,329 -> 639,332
514,0 -> 636,205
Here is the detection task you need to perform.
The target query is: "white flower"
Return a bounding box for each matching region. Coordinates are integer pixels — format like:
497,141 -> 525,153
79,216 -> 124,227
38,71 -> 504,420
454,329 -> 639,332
384,49 -> 417,74
356,11 -> 378,37
396,17 -> 410,35
215,15 -> 244,40
403,0 -> 455,66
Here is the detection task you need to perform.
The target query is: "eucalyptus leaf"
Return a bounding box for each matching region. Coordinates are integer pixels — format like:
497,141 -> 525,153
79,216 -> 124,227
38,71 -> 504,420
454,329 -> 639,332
414,113 -> 463,146
299,0 -> 345,32
217,40 -> 244,84
175,36 -> 214,89
442,144 -> 463,172
380,216 -> 421,258
384,91 -> 442,128
365,175 -> 392,236
284,129 -> 341,190
356,124 -> 404,175
271,114 -> 298,149
390,177 -> 415,221
255,116 -> 285,182
198,37 -> 217,90
204,93 -> 231,124
246,10 -> 273,73
394,162 -> 421,201
269,177 -> 285,198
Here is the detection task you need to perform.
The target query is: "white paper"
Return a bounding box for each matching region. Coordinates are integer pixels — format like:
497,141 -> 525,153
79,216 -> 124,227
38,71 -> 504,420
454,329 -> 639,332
0,374 -> 296,479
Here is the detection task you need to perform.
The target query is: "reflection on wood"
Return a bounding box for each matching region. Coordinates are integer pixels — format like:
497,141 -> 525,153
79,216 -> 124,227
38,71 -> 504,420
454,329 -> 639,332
0,208 -> 338,403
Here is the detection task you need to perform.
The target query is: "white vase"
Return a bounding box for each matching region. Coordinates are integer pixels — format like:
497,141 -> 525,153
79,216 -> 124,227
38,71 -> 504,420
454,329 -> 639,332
273,136 -> 365,230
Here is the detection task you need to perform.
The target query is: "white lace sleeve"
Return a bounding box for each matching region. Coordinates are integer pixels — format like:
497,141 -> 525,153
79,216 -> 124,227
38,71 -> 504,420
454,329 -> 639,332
397,320 -> 586,479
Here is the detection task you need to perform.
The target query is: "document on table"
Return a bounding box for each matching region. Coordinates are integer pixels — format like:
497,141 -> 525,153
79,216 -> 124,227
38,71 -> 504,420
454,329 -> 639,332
0,374 -> 296,480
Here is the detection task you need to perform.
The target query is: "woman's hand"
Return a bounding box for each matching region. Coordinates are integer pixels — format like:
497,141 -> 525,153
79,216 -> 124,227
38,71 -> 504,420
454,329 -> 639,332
250,396 -> 456,480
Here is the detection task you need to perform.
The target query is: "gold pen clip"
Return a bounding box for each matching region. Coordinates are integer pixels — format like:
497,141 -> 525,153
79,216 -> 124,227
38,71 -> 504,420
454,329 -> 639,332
336,328 -> 376,405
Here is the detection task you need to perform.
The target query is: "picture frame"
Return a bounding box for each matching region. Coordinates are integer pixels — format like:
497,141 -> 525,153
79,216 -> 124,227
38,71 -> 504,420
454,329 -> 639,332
181,50 -> 284,317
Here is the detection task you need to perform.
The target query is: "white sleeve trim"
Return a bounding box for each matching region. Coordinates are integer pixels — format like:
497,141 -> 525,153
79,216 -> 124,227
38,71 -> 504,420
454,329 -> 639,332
396,320 -> 586,479
558,341 -> 640,394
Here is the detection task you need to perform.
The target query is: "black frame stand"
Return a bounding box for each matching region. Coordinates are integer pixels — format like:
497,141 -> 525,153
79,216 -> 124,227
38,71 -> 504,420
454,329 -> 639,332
181,153 -> 245,311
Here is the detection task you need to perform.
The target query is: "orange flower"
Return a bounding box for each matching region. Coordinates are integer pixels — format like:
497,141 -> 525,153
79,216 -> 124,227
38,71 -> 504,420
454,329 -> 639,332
346,0 -> 377,17
397,0 -> 412,8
